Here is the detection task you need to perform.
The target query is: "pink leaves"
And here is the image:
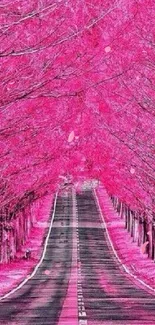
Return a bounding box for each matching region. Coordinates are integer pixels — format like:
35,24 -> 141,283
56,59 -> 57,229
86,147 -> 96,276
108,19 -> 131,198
68,131 -> 75,143
130,167 -> 135,175
44,270 -> 51,276
105,46 -> 111,53
0,0 -> 154,219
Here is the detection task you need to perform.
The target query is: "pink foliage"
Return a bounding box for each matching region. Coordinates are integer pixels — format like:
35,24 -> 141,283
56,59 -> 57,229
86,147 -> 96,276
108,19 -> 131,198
0,0 -> 154,215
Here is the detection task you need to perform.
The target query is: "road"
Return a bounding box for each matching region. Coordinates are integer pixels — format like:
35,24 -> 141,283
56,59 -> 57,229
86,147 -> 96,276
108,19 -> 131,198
0,189 -> 155,324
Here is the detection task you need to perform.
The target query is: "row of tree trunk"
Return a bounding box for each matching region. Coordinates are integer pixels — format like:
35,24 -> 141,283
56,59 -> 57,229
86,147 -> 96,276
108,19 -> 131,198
0,196 -> 40,263
111,196 -> 155,261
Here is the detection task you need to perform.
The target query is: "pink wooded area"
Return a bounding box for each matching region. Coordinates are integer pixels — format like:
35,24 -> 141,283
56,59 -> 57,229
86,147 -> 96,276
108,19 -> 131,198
0,194 -> 53,294
0,1 -> 154,262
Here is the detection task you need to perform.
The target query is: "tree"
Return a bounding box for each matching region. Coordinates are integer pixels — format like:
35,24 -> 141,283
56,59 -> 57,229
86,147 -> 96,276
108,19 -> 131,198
0,0 -> 154,220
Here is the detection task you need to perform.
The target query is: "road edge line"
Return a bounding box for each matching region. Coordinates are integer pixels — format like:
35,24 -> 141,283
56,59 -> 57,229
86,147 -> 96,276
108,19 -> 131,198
0,192 -> 58,301
93,188 -> 155,295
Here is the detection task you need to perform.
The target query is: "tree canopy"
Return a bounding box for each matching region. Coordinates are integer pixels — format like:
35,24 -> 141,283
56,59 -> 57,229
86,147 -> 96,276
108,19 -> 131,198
0,0 -> 155,215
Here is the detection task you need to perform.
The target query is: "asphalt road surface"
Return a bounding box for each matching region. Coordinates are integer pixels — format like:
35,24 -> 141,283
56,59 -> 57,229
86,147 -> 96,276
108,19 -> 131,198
0,189 -> 155,325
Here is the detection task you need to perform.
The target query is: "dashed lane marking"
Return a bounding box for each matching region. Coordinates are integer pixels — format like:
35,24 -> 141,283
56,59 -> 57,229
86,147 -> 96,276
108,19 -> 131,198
73,190 -> 88,325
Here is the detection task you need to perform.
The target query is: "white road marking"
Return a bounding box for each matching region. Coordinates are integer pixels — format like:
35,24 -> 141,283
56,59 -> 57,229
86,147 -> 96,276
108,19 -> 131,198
73,190 -> 88,325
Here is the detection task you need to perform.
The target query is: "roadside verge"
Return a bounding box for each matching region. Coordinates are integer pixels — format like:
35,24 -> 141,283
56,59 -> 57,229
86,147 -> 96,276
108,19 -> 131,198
94,185 -> 155,295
